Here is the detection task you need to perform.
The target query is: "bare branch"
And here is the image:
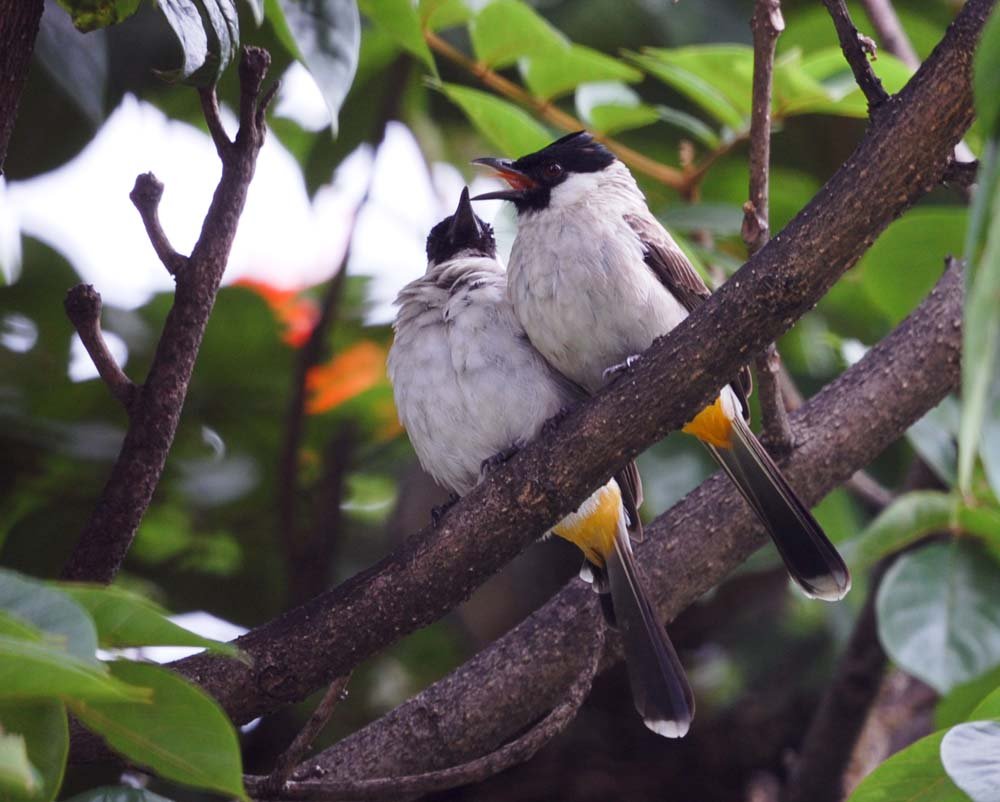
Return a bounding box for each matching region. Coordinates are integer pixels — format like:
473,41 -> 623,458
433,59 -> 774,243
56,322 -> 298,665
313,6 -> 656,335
129,173 -> 188,275
199,87 -> 231,157
64,284 -> 137,411
822,0 -> 891,110
258,674 -> 352,796
858,0 -> 919,68
246,630 -> 604,801
60,47 -> 273,584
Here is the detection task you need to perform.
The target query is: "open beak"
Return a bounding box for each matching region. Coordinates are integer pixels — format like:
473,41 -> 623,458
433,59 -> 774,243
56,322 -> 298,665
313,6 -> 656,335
471,157 -> 536,201
448,187 -> 484,243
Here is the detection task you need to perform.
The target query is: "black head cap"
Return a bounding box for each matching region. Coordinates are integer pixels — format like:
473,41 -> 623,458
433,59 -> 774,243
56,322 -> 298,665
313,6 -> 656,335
472,131 -> 616,211
426,187 -> 496,264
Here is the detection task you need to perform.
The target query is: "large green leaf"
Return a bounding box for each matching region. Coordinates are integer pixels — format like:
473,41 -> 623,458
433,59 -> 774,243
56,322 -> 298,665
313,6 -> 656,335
359,0 -> 435,73
58,585 -> 242,659
54,0 -> 141,32
62,788 -> 175,802
270,0 -> 361,136
0,732 -> 40,798
0,638 -> 147,703
0,569 -> 98,664
974,7 -> 1000,137
469,0 -> 566,68
936,664 -> 1000,729
157,0 -> 240,85
940,721 -> 1000,802
0,701 -> 67,802
970,685 -> 1000,718
575,83 -> 660,136
419,0 -> 471,30
877,540 -> 1000,693
960,148 -> 1000,495
846,730 -> 965,802
521,44 -> 641,101
843,491 -> 957,568
69,662 -> 246,800
440,83 -> 552,157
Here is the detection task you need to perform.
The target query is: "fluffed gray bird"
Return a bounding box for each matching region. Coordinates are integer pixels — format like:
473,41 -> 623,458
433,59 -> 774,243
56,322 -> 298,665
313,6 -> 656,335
387,188 -> 695,737
473,132 -> 851,602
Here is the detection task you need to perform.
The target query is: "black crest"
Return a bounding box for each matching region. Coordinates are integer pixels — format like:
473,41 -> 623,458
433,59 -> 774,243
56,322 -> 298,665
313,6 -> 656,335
426,187 -> 496,264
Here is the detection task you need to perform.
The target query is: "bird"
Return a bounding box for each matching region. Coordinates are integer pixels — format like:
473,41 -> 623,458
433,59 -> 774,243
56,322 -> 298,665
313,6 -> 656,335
387,187 -> 695,737
472,131 -> 851,602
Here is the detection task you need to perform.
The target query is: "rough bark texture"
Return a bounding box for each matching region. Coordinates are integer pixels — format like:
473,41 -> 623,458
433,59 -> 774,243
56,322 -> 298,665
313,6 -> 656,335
0,0 -> 44,173
298,261 -> 964,781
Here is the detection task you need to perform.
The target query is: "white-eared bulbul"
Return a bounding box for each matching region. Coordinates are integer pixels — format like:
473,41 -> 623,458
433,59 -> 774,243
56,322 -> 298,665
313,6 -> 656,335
473,132 -> 851,602
388,188 -> 695,736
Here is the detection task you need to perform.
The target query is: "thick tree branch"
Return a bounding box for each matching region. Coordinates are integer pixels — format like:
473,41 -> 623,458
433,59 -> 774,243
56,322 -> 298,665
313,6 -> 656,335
60,47 -> 273,583
743,0 -> 794,450
246,630 -> 603,801
0,0 -> 43,173
299,262 -> 965,782
64,285 -> 137,411
822,0 -> 890,111
68,0 -> 988,763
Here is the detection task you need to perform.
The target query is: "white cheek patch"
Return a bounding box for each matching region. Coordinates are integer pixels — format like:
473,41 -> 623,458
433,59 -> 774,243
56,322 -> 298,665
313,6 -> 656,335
548,171 -> 605,211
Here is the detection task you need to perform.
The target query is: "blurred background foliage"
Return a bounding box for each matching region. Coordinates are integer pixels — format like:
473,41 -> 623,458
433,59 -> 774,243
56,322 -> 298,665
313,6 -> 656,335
2,0 -> 1000,800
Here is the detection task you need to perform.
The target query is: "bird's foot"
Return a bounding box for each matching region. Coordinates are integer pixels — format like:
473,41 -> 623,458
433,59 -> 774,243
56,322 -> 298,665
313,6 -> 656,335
541,405 -> 576,437
602,354 -> 641,382
431,493 -> 460,528
480,442 -> 522,479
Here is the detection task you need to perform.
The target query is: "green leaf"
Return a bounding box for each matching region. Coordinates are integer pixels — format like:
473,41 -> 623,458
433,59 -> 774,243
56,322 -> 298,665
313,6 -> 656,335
906,397 -> 960,488
575,82 -> 659,136
419,0 -> 471,30
843,491 -> 957,568
156,1 -> 213,84
69,662 -> 246,800
359,0 -> 436,74
960,145 -> 1000,495
243,0 -> 264,25
654,106 -> 720,148
0,732 -> 40,797
846,730 -> 965,802
521,44 -> 641,101
970,684 -> 1000,718
854,208 -> 967,326
62,787 -> 175,802
0,701 -> 67,802
54,0 -> 141,32
0,613 -> 44,643
974,7 -> 1000,136
439,83 -> 551,157
877,540 -> 1000,694
271,0 -> 361,136
940,721 -> 1000,802
628,48 -> 746,131
937,665 -> 1000,729
660,203 -> 743,237
57,585 -> 243,660
190,0 -> 240,84
469,0 -> 566,68
0,569 -> 98,664
0,637 -> 148,703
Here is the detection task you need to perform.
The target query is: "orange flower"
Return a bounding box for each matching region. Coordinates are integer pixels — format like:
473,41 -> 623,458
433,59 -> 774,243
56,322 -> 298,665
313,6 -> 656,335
234,278 -> 320,348
306,341 -> 388,414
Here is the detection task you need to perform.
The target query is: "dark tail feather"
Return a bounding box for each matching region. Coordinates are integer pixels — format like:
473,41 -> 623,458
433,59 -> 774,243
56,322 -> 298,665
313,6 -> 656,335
708,416 -> 851,601
604,513 -> 694,737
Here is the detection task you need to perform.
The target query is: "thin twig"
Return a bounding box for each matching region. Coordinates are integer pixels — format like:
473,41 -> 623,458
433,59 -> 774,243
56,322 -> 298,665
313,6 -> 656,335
822,0 -> 890,112
64,285 -> 137,411
857,0 -> 919,68
845,470 -> 894,512
743,0 -> 794,450
60,47 -> 274,584
245,628 -> 604,801
261,674 -> 352,796
129,173 -> 188,275
198,87 -> 231,157
423,30 -> 686,190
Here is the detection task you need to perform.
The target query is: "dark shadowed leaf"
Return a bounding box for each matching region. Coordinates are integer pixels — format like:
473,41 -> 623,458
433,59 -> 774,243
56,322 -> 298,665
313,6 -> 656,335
58,585 -> 243,659
906,397 -> 960,487
0,701 -> 67,802
0,569 -> 98,664
157,0 -> 209,81
877,540 -> 1000,693
940,721 -> 1000,802
69,661 -> 246,800
54,0 -> 141,32
846,730 -> 965,802
270,0 -> 361,135
36,4 -> 109,128
243,0 -> 263,25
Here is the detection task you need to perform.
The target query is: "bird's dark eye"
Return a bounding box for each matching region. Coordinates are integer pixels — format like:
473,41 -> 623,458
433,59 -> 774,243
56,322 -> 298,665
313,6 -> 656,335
543,162 -> 563,180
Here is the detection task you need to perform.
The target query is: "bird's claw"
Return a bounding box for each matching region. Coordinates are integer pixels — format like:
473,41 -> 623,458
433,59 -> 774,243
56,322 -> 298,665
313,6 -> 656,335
480,442 -> 521,478
431,493 -> 460,528
603,354 -> 641,382
541,405 -> 576,437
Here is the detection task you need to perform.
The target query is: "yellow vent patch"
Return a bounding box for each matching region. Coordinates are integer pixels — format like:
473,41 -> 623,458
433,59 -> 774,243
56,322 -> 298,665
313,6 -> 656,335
682,395 -> 734,448
552,482 -> 622,566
